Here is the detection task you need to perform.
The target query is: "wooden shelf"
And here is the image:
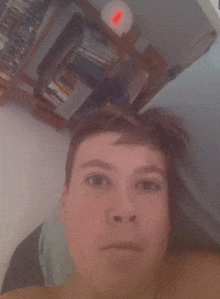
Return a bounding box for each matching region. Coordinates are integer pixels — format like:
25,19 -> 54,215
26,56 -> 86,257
0,75 -> 12,88
0,0 -> 168,130
0,75 -> 12,104
140,45 -> 168,85
33,105 -> 68,130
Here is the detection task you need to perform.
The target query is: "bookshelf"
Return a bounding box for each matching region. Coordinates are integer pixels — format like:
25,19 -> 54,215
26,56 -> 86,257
0,0 -> 168,130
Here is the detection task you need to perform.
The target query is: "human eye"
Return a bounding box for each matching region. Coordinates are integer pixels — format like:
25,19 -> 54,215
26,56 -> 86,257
85,174 -> 110,188
135,180 -> 162,192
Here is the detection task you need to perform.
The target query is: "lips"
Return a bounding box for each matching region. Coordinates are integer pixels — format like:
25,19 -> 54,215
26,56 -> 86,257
102,241 -> 143,252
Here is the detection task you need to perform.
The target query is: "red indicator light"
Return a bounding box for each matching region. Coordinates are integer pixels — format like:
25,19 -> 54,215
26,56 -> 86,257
111,10 -> 124,25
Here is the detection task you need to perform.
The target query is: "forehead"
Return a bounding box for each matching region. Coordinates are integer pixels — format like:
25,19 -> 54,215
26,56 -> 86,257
73,132 -> 166,171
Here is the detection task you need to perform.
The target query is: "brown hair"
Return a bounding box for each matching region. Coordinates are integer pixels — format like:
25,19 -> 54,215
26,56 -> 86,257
65,104 -> 190,212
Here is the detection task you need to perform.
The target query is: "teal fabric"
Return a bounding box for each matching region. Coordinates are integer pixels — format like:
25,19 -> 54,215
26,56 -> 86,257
38,204 -> 75,286
38,36 -> 220,287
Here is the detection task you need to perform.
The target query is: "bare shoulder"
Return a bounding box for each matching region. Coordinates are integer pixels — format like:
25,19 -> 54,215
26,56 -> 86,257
166,249 -> 220,268
0,286 -> 51,299
159,250 -> 220,299
173,249 -> 220,279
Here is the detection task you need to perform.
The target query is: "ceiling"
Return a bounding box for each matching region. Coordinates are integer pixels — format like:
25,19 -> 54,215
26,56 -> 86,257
87,0 -> 220,75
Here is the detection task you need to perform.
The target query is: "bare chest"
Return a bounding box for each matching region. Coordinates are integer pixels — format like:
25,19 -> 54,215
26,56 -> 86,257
45,251 -> 220,299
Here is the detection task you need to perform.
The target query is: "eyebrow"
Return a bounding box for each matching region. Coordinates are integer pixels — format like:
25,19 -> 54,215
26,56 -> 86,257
79,159 -> 166,178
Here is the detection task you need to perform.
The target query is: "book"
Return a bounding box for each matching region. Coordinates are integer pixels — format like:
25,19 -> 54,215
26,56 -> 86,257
69,54 -> 106,83
81,29 -> 118,63
48,81 -> 69,101
55,80 -> 72,96
77,47 -> 106,68
81,42 -> 118,63
55,80 -> 93,120
45,69 -> 84,108
57,69 -> 78,90
47,70 -> 78,103
78,47 -> 111,66
43,91 -> 63,107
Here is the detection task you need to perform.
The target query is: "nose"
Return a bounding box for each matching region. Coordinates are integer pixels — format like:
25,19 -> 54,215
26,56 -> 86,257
108,188 -> 137,224
113,214 -> 136,223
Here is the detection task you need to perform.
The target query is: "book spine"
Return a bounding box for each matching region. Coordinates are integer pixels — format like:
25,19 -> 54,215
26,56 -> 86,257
78,47 -> 111,66
81,34 -> 118,62
55,81 -> 72,96
81,53 -> 105,68
77,48 -> 107,68
58,70 -> 78,90
82,43 -> 117,63
43,92 -> 63,107
48,82 -> 69,101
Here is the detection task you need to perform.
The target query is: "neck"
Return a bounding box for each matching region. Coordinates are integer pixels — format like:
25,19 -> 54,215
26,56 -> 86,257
61,272 -> 159,299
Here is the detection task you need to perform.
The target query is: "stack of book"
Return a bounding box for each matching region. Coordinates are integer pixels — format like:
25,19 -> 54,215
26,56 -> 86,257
44,69 -> 78,107
42,25 -> 119,113
76,28 -> 118,69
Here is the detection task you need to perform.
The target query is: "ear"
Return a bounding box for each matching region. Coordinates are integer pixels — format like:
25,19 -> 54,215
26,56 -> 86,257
60,184 -> 68,224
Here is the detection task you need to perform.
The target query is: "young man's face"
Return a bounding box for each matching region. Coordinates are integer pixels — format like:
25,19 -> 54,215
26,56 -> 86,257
61,132 -> 171,297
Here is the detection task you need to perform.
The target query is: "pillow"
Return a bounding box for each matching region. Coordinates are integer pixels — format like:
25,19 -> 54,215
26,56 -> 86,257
38,204 -> 75,286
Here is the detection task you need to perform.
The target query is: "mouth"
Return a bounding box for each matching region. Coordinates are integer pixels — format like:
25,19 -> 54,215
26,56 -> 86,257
102,242 -> 143,252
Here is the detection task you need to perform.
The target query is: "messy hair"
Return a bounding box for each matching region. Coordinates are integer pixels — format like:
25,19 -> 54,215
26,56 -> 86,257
65,104 -> 190,212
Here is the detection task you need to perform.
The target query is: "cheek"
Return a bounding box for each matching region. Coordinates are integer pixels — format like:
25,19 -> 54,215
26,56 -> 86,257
140,196 -> 170,239
63,195 -> 102,248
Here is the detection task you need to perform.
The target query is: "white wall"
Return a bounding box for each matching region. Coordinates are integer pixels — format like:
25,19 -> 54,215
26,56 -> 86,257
0,100 -> 71,288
